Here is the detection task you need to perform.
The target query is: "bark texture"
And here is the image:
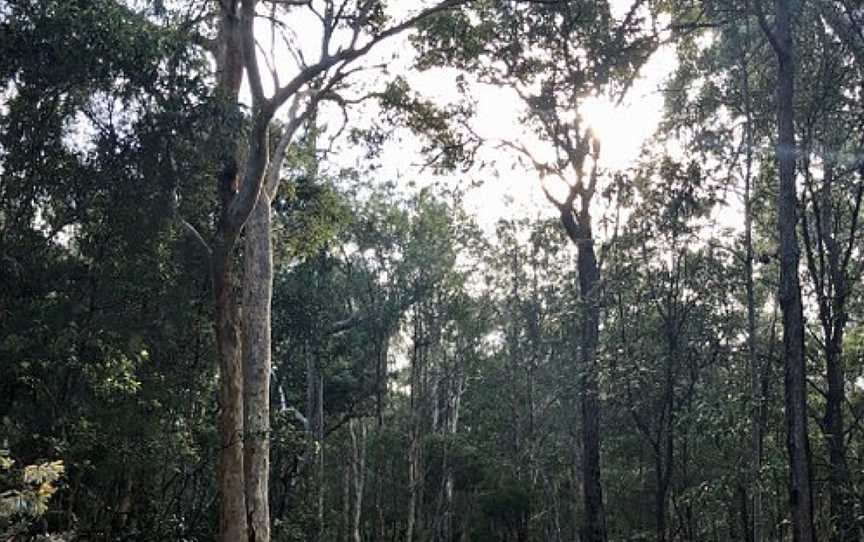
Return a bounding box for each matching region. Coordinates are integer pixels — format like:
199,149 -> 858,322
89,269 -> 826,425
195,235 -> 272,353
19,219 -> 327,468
213,238 -> 248,542
242,192 -> 273,542
212,2 -> 248,539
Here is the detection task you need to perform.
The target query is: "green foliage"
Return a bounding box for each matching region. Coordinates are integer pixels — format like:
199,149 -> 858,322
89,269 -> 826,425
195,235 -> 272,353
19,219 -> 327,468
2,0 -> 864,540
0,451 -> 64,538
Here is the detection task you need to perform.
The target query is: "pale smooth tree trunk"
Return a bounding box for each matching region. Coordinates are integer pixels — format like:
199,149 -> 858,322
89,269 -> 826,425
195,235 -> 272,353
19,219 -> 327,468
341,456 -> 351,542
240,99 -> 307,542
204,3 -> 470,540
242,191 -> 273,542
213,110 -> 271,542
303,348 -> 325,542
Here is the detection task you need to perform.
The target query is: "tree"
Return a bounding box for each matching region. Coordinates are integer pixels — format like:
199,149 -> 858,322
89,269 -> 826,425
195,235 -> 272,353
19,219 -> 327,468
177,2 -> 472,540
413,3 -> 655,539
756,0 -> 817,538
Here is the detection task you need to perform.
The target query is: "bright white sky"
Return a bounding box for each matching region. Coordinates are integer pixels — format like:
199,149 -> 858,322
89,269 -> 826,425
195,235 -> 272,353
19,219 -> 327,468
255,1 -> 679,232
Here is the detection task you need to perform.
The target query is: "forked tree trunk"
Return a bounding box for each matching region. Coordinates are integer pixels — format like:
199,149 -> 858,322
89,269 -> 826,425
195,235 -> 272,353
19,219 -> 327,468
240,101 -> 307,542
202,2 -> 466,540
211,2 -> 247,540
803,161 -> 860,542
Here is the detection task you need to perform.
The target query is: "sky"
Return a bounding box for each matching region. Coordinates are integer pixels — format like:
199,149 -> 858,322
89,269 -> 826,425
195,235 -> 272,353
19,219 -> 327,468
252,1 -> 680,232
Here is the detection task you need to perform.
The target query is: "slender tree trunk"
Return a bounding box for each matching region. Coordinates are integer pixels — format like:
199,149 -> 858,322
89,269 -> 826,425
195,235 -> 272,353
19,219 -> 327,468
654,399 -> 674,542
820,167 -> 852,542
342,454 -> 351,542
376,336 -> 390,427
407,306 -> 425,542
738,11 -> 763,540
803,162 -> 855,541
825,335 -> 850,542
242,193 -> 273,542
350,419 -> 367,542
653,327 -> 676,542
375,443 -> 387,542
655,459 -> 668,542
745,186 -> 762,542
316,367 -> 325,539
407,411 -> 419,542
766,1 -> 817,539
737,483 -> 753,542
305,350 -> 325,542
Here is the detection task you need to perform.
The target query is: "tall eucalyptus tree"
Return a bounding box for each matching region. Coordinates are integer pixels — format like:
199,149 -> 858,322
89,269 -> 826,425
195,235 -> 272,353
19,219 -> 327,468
171,2 -> 472,540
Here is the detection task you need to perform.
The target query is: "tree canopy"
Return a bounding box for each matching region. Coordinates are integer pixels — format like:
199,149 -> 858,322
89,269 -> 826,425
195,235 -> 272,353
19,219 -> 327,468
2,1 -> 864,541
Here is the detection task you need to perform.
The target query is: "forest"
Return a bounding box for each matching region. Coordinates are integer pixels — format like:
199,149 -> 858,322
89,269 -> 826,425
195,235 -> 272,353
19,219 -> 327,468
2,0 -> 864,541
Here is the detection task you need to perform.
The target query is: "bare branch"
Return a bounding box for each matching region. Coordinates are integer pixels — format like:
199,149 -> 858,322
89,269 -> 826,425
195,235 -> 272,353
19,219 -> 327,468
255,37 -> 280,90
265,89 -> 315,198
753,0 -> 782,55
168,156 -> 212,259
241,0 -> 266,104
269,0 -> 466,112
328,312 -> 363,335
171,188 -> 212,260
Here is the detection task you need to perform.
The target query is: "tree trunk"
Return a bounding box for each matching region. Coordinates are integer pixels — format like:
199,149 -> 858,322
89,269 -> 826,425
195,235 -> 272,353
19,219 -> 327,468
211,2 -> 248,539
239,99 -> 307,542
342,454 -> 351,542
242,192 -> 273,542
819,165 -> 852,542
407,420 -> 419,542
350,418 -> 367,542
574,203 -> 607,542
738,14 -> 762,541
376,336 -> 390,427
305,351 -> 325,542
655,462 -> 668,542
407,306 -> 426,542
213,239 -> 249,542
825,331 -> 851,542
803,161 -> 856,541
767,1 -> 817,539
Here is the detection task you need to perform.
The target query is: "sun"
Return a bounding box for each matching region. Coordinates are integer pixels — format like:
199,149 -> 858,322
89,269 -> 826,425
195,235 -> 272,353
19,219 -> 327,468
577,47 -> 678,171
580,95 -> 653,171
580,96 -> 619,144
